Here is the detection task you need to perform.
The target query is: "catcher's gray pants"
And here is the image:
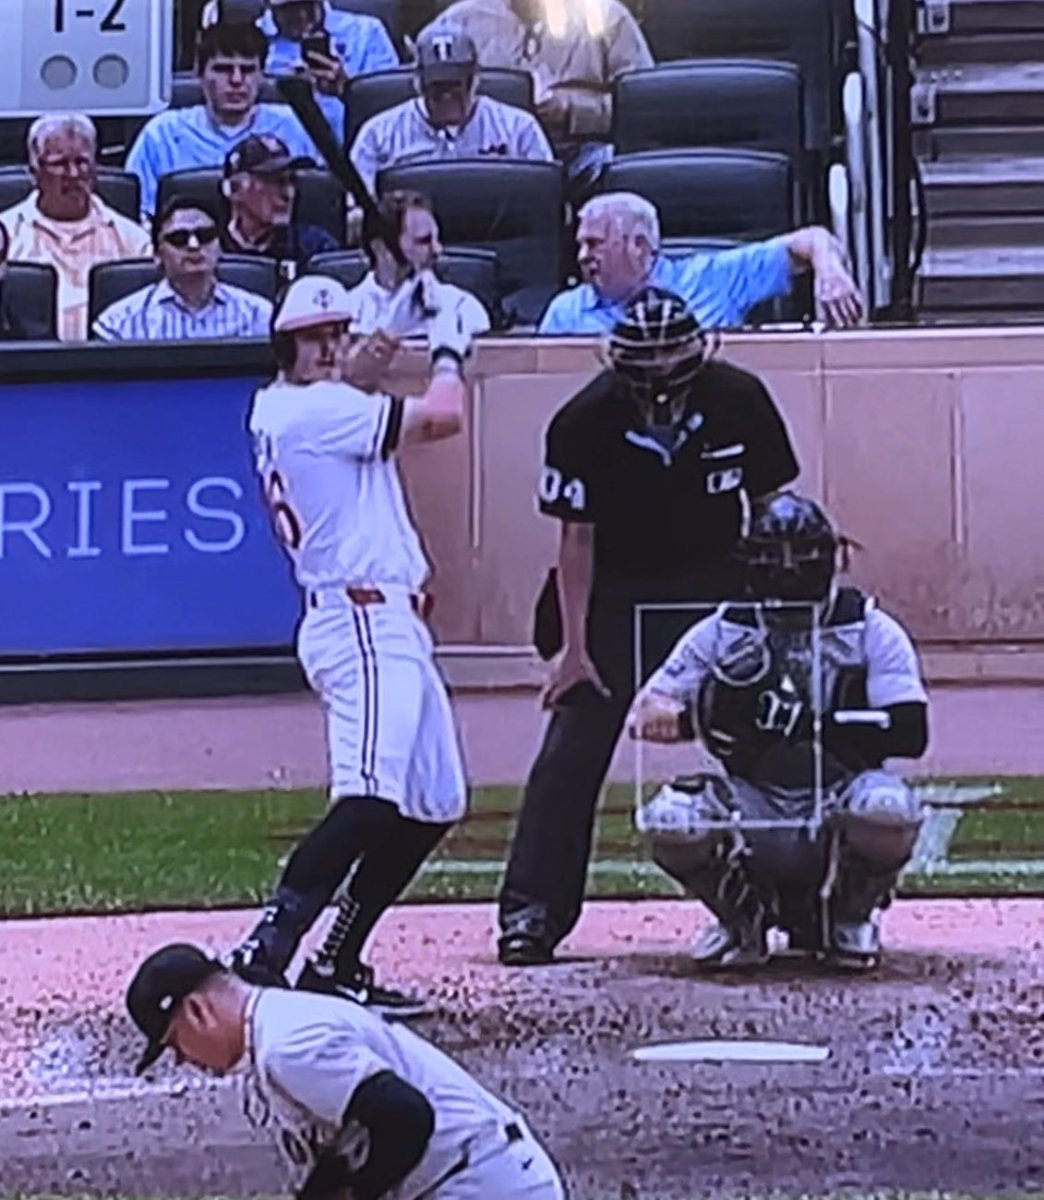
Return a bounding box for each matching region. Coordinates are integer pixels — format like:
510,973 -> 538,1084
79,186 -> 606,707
640,769 -> 924,929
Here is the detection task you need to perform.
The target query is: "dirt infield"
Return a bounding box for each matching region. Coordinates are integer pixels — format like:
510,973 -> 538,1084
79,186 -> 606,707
2,899 -> 1043,1198
2,686 -> 1043,1197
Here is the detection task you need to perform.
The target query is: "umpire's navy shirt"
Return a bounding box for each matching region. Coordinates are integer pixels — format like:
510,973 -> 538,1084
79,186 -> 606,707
538,359 -> 799,597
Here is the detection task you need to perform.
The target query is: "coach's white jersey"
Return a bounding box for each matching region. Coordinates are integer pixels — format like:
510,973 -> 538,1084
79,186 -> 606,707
347,271 -> 491,339
350,94 -> 554,192
249,378 -> 430,591
239,987 -> 517,1198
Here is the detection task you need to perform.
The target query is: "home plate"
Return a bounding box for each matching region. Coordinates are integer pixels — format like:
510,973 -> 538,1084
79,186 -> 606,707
632,1039 -> 830,1065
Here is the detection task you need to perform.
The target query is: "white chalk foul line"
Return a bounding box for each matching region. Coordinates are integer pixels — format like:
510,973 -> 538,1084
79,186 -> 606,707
0,1075 -> 231,1113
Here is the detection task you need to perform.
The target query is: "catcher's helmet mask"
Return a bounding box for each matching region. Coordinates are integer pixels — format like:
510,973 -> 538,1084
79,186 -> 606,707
735,492 -> 849,629
602,287 -> 718,435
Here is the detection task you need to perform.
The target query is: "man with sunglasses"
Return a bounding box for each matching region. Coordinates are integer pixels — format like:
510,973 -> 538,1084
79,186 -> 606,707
92,197 -> 272,341
350,29 -> 552,196
221,134 -> 341,271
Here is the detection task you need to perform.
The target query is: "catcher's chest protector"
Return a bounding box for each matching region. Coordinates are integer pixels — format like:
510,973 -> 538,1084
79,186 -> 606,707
696,587 -> 872,769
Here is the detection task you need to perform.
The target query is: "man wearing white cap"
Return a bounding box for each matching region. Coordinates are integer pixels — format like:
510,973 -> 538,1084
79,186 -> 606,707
233,270 -> 472,1019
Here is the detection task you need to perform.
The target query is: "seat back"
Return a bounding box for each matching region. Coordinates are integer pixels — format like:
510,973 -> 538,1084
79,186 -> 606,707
87,255 -> 278,334
376,158 -> 566,326
345,66 -> 534,145
0,166 -> 141,222
170,72 -> 283,108
155,167 -> 345,243
0,263 -> 59,340
599,149 -> 795,241
637,0 -> 840,153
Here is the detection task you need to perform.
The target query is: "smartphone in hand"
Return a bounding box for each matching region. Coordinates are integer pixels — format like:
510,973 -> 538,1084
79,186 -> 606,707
302,29 -> 331,61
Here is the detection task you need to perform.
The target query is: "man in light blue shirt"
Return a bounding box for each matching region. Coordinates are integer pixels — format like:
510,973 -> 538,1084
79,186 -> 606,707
126,23 -> 320,220
259,0 -> 399,143
538,192 -> 864,335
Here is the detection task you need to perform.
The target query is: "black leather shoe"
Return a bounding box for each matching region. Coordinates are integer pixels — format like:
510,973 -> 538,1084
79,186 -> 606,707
497,933 -> 554,967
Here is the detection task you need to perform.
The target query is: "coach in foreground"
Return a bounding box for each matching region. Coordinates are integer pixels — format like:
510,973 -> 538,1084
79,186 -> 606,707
628,494 -> 929,971
538,192 -> 863,334
497,286 -> 801,966
127,943 -> 565,1199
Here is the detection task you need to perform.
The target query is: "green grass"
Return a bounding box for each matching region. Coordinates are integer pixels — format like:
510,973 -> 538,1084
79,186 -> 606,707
2,778 -> 1044,918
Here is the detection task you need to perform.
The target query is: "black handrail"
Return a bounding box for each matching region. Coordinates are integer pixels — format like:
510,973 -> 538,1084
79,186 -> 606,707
885,0 -> 919,320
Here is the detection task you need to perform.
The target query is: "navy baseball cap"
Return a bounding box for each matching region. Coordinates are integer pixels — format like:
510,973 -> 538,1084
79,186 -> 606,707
224,133 -> 312,178
415,30 -> 478,84
126,943 -> 225,1075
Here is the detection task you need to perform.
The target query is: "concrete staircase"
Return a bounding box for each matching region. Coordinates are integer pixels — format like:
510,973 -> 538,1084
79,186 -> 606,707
914,0 -> 1044,320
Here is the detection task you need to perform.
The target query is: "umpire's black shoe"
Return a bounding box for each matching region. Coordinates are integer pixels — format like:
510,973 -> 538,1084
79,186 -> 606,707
297,958 -> 430,1021
497,933 -> 555,967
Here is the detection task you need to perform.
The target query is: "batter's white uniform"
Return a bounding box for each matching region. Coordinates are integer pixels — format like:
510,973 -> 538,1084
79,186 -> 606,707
237,987 -> 565,1199
346,271 -> 491,339
249,377 -> 467,822
350,95 -> 554,193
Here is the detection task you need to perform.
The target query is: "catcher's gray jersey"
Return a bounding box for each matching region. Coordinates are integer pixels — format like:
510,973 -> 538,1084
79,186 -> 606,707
646,599 -> 927,716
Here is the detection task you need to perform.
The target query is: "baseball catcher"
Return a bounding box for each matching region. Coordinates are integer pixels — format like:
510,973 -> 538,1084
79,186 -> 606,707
627,493 -> 929,971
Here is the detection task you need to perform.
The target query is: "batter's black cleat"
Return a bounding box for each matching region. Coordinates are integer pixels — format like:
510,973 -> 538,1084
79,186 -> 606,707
296,958 -> 430,1021
823,918 -> 881,972
226,940 -> 291,989
497,933 -> 555,967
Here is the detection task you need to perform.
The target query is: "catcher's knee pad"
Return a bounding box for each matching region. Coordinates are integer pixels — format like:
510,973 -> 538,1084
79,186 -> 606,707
637,773 -> 735,887
836,770 -> 922,868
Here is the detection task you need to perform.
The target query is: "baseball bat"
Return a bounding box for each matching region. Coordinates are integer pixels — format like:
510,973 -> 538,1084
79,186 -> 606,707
275,73 -> 408,267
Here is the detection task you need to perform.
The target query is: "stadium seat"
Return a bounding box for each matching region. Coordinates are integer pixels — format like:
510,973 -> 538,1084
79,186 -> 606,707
305,246 -> 504,328
598,148 -> 795,242
376,158 -> 567,326
170,72 -> 283,108
660,237 -> 806,324
0,263 -> 59,341
636,0 -> 841,156
86,255 -> 279,335
613,60 -> 804,161
345,66 -> 534,146
0,166 -> 141,222
328,0 -> 404,45
155,167 -> 345,243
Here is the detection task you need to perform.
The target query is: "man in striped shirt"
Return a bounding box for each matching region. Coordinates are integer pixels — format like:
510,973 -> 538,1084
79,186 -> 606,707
92,197 -> 272,342
126,23 -> 320,221
0,113 -> 152,343
349,29 -> 553,194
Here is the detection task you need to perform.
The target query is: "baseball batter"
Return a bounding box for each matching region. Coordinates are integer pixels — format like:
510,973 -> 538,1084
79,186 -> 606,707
127,943 -> 565,1200
627,493 -> 930,970
230,270 -> 472,1017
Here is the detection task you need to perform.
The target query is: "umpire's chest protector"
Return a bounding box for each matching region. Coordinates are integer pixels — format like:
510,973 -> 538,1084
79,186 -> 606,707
695,587 -> 874,762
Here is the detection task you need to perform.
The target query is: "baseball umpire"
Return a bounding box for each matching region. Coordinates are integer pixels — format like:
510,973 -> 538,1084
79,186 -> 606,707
628,493 -> 929,970
497,285 -> 801,966
126,942 -> 565,1199
229,269 -> 473,1017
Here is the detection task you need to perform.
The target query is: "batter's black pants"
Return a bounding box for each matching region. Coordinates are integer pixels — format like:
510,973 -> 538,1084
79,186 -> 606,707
498,575 -> 735,951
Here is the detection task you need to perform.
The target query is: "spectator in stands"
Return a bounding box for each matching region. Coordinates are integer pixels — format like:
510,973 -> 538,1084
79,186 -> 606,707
0,114 -> 151,342
418,0 -> 652,183
258,0 -> 399,141
126,23 -> 319,221
539,192 -> 864,333
346,190 -> 491,337
92,197 -> 272,342
350,29 -> 553,194
221,134 -> 340,268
